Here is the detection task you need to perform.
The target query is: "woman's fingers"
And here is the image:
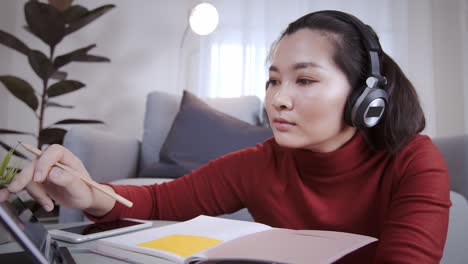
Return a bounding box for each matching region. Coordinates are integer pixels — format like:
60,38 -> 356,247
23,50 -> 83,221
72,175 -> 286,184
47,167 -> 75,187
2,144 -> 92,211
7,159 -> 37,193
0,188 -> 9,202
25,182 -> 54,212
33,144 -> 83,182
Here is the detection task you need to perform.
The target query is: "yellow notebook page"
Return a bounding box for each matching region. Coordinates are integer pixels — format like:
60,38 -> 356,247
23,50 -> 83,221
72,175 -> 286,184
137,234 -> 222,257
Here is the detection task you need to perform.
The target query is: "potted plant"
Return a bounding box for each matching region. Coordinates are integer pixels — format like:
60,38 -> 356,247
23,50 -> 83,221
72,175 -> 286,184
0,147 -> 19,244
0,0 -> 115,158
0,147 -> 20,189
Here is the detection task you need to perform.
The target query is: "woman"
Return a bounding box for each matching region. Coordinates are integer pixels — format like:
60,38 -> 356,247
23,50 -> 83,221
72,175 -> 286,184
0,10 -> 450,263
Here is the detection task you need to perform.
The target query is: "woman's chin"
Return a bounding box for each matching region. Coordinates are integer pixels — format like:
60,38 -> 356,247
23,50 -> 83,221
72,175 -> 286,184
272,133 -> 306,149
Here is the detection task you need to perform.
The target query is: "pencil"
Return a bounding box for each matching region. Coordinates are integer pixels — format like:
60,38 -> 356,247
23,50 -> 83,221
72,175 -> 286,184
18,142 -> 133,208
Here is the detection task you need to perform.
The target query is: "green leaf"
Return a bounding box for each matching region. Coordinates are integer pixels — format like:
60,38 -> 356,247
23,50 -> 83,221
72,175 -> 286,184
53,119 -> 104,125
1,162 -> 21,187
7,167 -> 22,175
54,44 -> 110,69
3,167 -> 18,186
47,80 -> 84,97
63,5 -> 88,23
50,71 -> 68,80
0,147 -> 15,179
28,50 -> 56,81
73,54 -> 110,63
65,5 -> 115,36
0,129 -> 35,136
38,128 -> 67,148
0,75 -> 39,111
0,141 -> 28,159
46,101 -> 74,109
0,30 -> 30,56
24,0 -> 65,47
0,165 -> 21,188
54,44 -> 95,68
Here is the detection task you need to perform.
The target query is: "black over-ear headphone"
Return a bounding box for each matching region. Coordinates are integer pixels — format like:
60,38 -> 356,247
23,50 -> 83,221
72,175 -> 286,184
313,10 -> 388,128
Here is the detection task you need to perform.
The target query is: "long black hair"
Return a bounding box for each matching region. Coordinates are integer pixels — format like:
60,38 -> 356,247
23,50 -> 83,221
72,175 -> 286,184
269,11 -> 425,154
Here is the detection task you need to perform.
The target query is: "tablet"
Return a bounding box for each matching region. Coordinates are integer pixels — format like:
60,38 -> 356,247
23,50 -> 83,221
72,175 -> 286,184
0,195 -> 53,264
49,218 -> 153,243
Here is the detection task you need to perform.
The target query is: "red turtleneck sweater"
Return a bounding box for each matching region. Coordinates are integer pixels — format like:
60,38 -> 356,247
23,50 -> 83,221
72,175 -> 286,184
87,133 -> 451,263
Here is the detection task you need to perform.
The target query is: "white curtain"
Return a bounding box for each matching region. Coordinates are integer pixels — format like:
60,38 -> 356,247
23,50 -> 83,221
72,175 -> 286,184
181,0 -> 468,137
183,0 -> 408,97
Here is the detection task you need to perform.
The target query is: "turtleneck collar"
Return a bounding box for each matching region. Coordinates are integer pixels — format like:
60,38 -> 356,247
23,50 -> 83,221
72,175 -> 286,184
290,131 -> 373,177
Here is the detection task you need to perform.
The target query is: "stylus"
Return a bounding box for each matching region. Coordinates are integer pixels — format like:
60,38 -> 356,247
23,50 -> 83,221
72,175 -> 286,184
19,142 -> 133,208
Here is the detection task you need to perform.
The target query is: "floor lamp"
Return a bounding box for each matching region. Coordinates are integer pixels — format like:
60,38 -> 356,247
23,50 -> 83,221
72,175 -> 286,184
177,2 -> 219,94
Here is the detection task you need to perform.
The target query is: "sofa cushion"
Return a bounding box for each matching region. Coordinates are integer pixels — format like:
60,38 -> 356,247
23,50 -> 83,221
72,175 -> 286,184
140,90 -> 272,178
139,162 -> 191,179
141,91 -> 264,170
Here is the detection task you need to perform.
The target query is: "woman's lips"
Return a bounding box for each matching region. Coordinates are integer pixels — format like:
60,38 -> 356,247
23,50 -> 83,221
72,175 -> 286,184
272,118 -> 296,131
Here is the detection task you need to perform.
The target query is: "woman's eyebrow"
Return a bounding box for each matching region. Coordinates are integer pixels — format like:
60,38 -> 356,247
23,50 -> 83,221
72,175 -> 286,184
292,62 -> 323,70
269,62 -> 323,72
269,65 -> 280,72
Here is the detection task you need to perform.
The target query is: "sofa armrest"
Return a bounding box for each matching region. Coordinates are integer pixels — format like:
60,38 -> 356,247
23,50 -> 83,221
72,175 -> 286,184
59,127 -> 140,223
63,127 -> 140,183
441,191 -> 468,263
432,135 -> 468,200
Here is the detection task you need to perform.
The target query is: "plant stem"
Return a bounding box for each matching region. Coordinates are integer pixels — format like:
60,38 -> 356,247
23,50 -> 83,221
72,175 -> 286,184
50,46 -> 55,59
38,78 -> 47,149
37,46 -> 55,149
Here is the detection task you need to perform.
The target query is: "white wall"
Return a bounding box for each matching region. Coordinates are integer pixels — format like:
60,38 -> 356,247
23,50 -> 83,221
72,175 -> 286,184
407,0 -> 436,136
0,0 -> 18,155
1,0 -> 191,143
463,0 -> 468,134
432,0 -> 466,137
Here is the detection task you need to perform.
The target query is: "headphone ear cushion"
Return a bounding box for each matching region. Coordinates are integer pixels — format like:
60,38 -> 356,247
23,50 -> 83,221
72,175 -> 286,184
344,85 -> 367,126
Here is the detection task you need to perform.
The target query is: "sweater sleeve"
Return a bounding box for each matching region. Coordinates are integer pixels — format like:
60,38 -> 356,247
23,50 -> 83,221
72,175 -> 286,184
84,143 -> 270,222
374,136 -> 451,263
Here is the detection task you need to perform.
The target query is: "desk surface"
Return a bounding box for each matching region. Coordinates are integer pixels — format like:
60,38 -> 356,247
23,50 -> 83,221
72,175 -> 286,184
0,220 -> 179,264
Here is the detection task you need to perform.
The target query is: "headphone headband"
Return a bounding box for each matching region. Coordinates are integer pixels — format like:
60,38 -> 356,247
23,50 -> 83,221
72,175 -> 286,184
311,10 -> 385,83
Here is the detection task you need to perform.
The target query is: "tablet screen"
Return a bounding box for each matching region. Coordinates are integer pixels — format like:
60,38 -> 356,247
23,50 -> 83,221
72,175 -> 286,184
0,195 -> 52,263
59,219 -> 145,235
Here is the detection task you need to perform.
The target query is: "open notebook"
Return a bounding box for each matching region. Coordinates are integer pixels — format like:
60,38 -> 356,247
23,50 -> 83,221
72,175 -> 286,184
95,215 -> 377,264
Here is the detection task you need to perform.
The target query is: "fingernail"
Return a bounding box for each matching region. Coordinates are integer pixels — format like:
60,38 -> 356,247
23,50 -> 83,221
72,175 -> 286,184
34,172 -> 42,182
44,204 -> 53,212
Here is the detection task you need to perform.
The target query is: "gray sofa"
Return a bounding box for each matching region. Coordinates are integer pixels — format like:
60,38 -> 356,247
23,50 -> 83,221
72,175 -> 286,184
61,90 -> 468,263
60,90 -> 264,223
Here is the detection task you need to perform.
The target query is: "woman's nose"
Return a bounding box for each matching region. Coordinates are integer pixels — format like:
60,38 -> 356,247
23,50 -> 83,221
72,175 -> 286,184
272,85 -> 293,110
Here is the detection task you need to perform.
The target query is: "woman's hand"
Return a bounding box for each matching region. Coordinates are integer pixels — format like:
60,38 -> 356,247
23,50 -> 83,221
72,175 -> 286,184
0,144 -> 99,213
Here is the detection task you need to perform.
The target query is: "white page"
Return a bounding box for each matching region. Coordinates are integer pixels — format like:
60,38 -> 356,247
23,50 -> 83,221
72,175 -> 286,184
186,228 -> 378,264
97,215 -> 272,263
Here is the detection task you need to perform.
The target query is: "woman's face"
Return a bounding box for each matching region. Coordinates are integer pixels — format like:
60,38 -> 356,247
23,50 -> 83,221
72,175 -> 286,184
265,29 -> 357,152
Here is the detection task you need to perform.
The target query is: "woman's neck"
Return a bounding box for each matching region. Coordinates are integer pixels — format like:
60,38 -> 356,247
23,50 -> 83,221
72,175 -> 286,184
304,127 -> 358,153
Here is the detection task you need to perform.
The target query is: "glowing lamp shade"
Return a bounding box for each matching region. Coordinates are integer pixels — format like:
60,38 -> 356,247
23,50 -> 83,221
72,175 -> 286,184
189,3 -> 219,35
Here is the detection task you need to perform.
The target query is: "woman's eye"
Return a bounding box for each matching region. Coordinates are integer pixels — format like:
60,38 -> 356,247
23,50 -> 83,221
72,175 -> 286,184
297,78 -> 316,86
268,79 -> 280,86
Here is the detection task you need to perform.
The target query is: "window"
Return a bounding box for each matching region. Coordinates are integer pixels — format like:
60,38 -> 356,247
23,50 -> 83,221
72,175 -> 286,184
206,41 -> 267,99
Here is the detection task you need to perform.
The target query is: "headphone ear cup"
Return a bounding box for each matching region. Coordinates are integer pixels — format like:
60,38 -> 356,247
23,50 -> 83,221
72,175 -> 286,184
344,85 -> 367,127
353,87 -> 388,128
